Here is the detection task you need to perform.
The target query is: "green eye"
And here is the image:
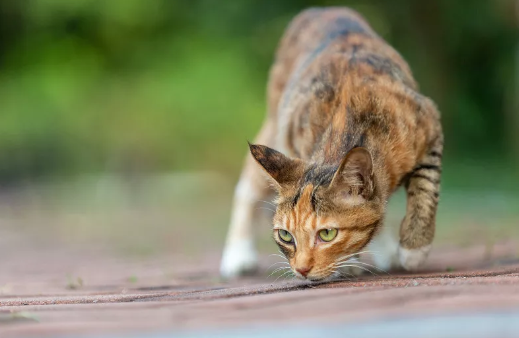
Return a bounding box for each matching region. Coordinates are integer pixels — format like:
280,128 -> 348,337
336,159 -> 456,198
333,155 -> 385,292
319,229 -> 338,242
278,229 -> 293,243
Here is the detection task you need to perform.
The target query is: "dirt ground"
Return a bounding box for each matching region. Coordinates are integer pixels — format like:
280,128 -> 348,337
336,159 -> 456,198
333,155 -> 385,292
1,225 -> 519,338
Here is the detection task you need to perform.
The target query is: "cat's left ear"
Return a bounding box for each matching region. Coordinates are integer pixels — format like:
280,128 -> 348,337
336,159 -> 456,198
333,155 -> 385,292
329,147 -> 374,203
249,143 -> 304,191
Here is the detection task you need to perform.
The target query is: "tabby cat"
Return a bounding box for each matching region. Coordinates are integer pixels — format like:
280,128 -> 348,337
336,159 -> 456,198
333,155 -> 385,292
220,7 -> 443,281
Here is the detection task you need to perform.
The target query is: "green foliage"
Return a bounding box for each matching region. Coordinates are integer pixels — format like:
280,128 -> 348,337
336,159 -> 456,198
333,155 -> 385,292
0,0 -> 516,181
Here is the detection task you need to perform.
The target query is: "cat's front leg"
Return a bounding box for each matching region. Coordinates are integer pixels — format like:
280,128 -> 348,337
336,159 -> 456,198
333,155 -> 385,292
368,222 -> 401,271
220,179 -> 260,278
220,122 -> 276,279
398,135 -> 443,271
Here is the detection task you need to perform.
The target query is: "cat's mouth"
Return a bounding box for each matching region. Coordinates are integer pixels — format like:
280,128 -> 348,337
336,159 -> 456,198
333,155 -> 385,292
294,272 -> 323,282
294,270 -> 337,283
295,275 -> 325,283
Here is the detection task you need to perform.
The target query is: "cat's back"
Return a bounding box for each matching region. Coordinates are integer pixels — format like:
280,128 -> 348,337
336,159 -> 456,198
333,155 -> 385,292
268,7 -> 440,183
268,7 -> 416,118
267,8 -> 371,115
276,7 -> 376,62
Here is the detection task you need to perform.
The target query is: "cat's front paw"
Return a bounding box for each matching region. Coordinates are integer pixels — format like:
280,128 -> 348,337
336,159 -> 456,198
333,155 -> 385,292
398,244 -> 431,271
220,239 -> 258,279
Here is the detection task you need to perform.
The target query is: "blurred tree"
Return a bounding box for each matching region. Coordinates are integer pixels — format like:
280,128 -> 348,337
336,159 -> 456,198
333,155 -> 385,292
512,0 -> 519,162
0,0 -> 516,182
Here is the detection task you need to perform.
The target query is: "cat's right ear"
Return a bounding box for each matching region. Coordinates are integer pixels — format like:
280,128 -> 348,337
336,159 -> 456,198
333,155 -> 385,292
328,147 -> 374,204
248,143 -> 304,190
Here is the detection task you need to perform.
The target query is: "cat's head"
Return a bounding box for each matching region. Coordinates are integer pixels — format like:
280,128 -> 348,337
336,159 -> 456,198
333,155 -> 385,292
249,143 -> 384,282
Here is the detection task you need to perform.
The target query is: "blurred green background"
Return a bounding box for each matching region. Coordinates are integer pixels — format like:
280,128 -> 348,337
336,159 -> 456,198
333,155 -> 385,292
0,0 -> 517,257
1,0 -> 517,182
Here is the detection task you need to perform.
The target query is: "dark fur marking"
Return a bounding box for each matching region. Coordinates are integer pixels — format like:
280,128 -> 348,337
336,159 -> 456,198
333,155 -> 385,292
276,242 -> 294,259
328,17 -> 369,40
349,53 -> 403,80
416,186 -> 437,195
341,107 -> 373,155
350,221 -> 379,252
292,190 -> 301,207
429,151 -> 443,158
310,188 -> 318,211
287,120 -> 297,156
250,145 -> 285,179
414,164 -> 442,172
346,221 -> 379,232
283,13 -> 370,99
365,223 -> 378,243
315,83 -> 335,102
356,133 -> 367,148
302,165 -> 337,188
363,75 -> 378,83
399,172 -> 412,188
411,173 -> 440,185
344,133 -> 356,153
354,111 -> 391,135
334,17 -> 367,34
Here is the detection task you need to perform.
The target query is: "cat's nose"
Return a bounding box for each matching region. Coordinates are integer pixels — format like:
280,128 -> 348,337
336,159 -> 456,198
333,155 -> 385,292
296,266 -> 313,277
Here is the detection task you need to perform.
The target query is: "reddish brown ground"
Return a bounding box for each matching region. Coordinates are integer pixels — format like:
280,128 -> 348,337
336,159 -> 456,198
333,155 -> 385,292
1,225 -> 519,338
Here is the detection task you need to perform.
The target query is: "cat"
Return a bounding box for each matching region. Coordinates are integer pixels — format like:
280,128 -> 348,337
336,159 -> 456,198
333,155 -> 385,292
220,7 -> 443,281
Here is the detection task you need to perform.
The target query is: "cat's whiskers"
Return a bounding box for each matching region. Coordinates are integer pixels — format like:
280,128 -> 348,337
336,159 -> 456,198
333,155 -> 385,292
282,270 -> 295,282
349,260 -> 389,275
336,250 -> 384,262
256,200 -> 277,214
256,206 -> 276,213
274,269 -> 294,283
329,266 -> 355,281
336,272 -> 354,281
266,253 -> 290,279
259,200 -> 277,208
334,263 -> 378,276
335,251 -> 369,264
325,268 -> 340,281
266,261 -> 290,271
268,266 -> 291,279
269,253 -> 287,260
334,250 -> 390,276
277,249 -> 287,256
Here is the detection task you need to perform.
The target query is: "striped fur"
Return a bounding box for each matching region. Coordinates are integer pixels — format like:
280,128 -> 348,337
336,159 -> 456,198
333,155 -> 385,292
221,7 -> 443,280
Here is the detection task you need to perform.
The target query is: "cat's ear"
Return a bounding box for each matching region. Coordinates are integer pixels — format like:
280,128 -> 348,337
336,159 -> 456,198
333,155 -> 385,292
249,143 -> 304,189
329,147 -> 374,204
